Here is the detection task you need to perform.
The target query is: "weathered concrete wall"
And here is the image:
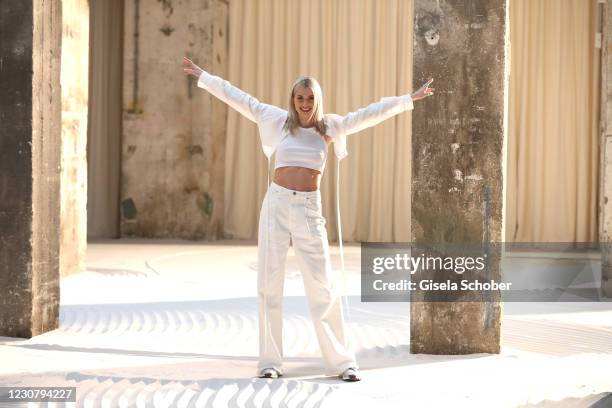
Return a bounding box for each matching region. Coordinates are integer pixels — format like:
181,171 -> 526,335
60,0 -> 88,277
601,1 -> 612,297
0,0 -> 62,337
121,0 -> 228,239
410,0 -> 506,353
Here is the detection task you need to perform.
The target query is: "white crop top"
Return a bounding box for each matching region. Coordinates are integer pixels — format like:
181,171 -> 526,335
274,126 -> 328,172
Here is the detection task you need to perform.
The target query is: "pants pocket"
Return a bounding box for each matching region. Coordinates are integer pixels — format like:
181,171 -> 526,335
304,198 -> 326,234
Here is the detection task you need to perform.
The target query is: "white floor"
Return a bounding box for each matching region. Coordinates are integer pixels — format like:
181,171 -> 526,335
1,239 -> 611,407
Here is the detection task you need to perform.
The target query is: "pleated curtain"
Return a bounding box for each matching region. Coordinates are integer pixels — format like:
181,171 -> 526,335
84,0 -> 600,242
223,0 -> 414,242
506,0 -> 601,242
87,0 -> 123,238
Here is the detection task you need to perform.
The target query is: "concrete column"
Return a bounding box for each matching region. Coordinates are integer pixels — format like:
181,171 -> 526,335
60,0 -> 89,277
410,0 -> 507,353
0,0 -> 62,337
600,0 -> 612,297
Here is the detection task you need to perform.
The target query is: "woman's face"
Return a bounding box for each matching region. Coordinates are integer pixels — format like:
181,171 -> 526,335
293,86 -> 315,125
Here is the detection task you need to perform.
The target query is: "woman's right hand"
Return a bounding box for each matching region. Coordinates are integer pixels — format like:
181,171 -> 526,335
183,56 -> 203,78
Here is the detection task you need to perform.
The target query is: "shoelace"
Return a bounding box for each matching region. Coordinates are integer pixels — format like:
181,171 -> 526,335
336,160 -> 351,324
263,158 -> 271,356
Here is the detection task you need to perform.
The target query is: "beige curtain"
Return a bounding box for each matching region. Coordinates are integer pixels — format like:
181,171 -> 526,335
87,0 -> 124,238
224,0 -> 414,242
506,0 -> 601,242
223,0 -> 601,243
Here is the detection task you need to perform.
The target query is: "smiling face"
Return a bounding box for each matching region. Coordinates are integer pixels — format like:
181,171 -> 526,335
293,86 -> 315,126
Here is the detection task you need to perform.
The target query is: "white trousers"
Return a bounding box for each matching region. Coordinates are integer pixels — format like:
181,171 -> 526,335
257,181 -> 358,376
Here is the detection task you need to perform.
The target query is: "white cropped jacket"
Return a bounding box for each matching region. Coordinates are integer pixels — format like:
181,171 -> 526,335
197,70 -> 414,162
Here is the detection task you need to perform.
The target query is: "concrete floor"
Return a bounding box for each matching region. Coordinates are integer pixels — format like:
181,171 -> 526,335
0,239 -> 611,407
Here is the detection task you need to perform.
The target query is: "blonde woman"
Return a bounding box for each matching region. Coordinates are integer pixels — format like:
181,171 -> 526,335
183,56 -> 434,382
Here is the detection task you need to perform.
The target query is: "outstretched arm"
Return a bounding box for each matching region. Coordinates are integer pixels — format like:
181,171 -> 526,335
182,57 -> 285,124
340,78 -> 434,136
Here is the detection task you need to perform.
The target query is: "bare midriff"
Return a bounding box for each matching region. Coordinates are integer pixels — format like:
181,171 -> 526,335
273,166 -> 321,192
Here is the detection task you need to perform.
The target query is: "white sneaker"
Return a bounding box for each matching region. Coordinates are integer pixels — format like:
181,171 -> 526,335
258,368 -> 282,379
339,367 -> 361,382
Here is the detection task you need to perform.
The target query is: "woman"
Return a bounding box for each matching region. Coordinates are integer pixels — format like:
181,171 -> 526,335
183,56 -> 434,382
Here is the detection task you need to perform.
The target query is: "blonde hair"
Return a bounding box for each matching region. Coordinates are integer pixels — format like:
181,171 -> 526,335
283,76 -> 327,136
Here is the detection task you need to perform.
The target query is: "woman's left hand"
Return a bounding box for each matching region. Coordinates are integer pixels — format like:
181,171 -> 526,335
411,78 -> 435,101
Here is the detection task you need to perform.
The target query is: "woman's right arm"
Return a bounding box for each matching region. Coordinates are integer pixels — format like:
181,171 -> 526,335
183,57 -> 285,124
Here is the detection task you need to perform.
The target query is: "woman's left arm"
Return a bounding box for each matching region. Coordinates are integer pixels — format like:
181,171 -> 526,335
340,78 -> 434,136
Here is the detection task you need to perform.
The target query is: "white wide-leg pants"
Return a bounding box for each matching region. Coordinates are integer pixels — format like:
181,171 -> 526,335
257,181 -> 358,376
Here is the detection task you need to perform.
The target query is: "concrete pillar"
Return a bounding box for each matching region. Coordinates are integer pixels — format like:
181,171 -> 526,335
410,0 -> 507,353
121,0 -> 228,239
600,0 -> 612,297
0,0 -> 62,337
60,0 -> 89,277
